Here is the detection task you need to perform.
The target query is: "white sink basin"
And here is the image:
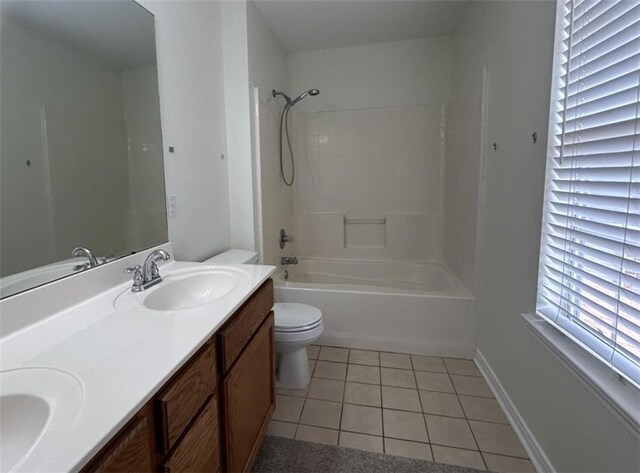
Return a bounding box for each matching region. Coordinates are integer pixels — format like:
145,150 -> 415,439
144,271 -> 238,311
1,394 -> 50,471
0,368 -> 84,472
115,267 -> 250,313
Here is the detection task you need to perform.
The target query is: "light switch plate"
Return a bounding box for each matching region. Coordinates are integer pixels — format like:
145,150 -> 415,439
168,194 -> 177,218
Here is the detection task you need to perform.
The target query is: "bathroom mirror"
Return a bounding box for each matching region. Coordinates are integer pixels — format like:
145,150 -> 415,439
0,0 -> 168,298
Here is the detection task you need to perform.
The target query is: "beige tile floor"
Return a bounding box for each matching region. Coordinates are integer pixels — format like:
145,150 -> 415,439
268,345 -> 535,473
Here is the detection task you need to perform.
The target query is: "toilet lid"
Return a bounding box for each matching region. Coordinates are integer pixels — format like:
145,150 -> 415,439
274,303 -> 322,332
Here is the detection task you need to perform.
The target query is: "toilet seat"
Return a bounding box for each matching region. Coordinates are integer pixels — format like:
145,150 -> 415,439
274,303 -> 322,333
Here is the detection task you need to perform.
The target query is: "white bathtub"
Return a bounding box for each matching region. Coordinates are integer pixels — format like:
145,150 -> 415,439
275,259 -> 476,358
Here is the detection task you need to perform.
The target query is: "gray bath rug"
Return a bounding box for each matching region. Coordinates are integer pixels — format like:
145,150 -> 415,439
253,436 -> 486,473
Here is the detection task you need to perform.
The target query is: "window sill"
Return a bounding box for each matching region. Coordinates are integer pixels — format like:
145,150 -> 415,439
523,313 -> 640,439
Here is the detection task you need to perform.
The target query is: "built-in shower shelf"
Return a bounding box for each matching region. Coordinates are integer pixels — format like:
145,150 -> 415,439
344,217 -> 386,249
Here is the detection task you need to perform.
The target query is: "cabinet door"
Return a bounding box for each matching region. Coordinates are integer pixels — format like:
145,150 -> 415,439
163,396 -> 220,473
222,312 -> 274,473
83,414 -> 153,473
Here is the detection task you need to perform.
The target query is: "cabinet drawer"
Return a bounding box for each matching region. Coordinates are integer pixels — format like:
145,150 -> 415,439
218,279 -> 273,372
163,396 -> 220,473
157,340 -> 217,453
82,414 -> 153,473
222,312 -> 275,473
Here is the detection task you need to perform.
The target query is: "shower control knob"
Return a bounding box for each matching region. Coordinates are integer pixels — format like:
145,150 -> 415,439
279,229 -> 295,249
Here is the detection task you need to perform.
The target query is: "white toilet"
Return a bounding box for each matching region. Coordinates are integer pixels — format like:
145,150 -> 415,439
203,248 -> 260,265
204,250 -> 324,390
273,302 -> 323,389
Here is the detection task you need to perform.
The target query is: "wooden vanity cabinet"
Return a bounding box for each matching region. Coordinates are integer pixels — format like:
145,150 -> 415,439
82,278 -> 274,473
217,279 -> 275,473
220,313 -> 275,472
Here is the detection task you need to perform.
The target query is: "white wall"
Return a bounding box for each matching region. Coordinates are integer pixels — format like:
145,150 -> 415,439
287,37 -> 451,262
453,2 -> 640,471
247,2 -> 288,99
288,37 -> 452,113
221,0 -> 255,253
0,17 -> 130,275
247,2 -> 293,265
138,0 -> 230,262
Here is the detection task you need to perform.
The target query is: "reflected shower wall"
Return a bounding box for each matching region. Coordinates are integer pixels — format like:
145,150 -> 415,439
0,15 -> 166,276
43,103 -> 130,261
121,67 -> 167,251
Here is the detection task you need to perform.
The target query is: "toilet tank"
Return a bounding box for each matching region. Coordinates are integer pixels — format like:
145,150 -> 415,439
203,249 -> 259,265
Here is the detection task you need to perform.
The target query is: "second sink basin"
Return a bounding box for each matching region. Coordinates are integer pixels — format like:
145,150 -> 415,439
0,368 -> 84,472
1,394 -> 49,471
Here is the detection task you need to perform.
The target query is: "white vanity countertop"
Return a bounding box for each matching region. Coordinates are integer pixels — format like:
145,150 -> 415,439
0,260 -> 276,472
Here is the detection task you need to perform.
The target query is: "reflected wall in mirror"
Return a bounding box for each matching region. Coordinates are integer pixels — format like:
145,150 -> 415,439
0,0 -> 168,298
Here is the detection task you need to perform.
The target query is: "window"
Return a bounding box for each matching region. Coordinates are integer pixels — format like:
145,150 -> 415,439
537,0 -> 640,389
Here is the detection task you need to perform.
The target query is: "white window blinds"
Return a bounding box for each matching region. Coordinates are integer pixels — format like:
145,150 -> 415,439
537,0 -> 640,388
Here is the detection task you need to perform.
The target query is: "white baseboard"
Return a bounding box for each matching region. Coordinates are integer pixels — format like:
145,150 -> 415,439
475,350 -> 554,473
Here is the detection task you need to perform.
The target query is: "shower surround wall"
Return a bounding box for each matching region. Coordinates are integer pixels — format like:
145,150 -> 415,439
288,37 -> 452,262
291,105 -> 446,260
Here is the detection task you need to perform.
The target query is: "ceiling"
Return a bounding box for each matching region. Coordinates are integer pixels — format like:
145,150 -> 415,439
1,0 -> 156,69
252,0 -> 471,53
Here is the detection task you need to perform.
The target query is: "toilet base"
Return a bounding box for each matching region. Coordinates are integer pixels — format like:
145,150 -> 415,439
276,346 -> 311,390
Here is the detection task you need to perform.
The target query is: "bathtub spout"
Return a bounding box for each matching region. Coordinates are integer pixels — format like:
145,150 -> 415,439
281,256 -> 298,265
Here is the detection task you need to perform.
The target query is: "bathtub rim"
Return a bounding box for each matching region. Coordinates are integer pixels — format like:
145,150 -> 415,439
274,257 -> 473,299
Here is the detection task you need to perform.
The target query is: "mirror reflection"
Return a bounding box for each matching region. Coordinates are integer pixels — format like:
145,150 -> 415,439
0,0 -> 168,298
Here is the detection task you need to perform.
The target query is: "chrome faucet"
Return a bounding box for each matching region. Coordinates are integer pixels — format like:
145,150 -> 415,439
124,249 -> 171,292
143,249 -> 171,284
281,256 -> 298,265
72,246 -> 100,270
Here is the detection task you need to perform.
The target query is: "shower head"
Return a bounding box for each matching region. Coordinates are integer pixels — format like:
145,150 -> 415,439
291,88 -> 320,106
272,88 -> 320,107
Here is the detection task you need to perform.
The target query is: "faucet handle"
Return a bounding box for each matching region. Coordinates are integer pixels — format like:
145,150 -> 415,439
124,265 -> 144,292
279,229 -> 295,249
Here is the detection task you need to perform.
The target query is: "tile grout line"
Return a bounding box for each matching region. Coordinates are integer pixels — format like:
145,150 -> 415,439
378,351 -> 385,453
449,367 -> 489,471
337,348 -> 350,446
301,377 -> 494,400
280,389 -> 512,425
412,355 -> 435,462
298,350 -> 316,441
